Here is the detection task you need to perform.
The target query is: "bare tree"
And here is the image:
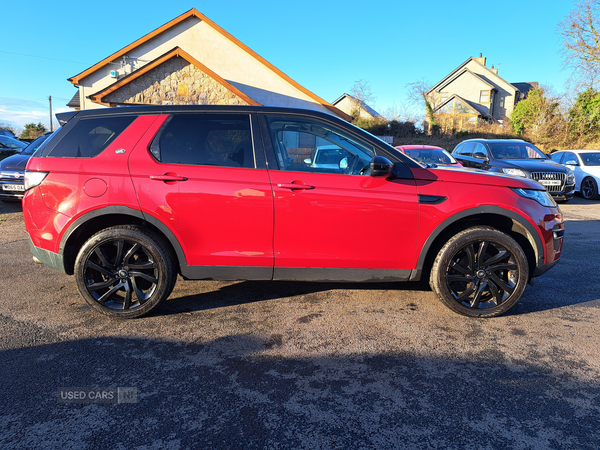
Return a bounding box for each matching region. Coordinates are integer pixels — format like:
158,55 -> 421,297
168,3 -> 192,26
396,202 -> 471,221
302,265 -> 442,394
559,0 -> 600,88
350,79 -> 376,119
407,79 -> 440,132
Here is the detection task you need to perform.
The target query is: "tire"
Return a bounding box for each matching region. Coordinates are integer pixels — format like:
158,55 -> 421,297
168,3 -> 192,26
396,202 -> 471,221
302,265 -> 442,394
581,177 -> 599,200
430,226 -> 529,318
74,226 -> 176,319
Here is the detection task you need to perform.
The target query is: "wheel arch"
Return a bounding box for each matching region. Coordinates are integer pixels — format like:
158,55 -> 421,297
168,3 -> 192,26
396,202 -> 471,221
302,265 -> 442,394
410,206 -> 543,282
59,206 -> 186,275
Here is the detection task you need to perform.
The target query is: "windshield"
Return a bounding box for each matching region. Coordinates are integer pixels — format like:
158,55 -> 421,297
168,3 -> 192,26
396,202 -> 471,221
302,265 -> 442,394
0,136 -> 27,150
580,152 -> 600,166
488,142 -> 546,159
404,148 -> 456,164
20,134 -> 51,156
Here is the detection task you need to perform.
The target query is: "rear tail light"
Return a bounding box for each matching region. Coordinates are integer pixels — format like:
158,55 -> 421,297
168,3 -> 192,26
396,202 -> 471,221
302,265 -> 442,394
24,171 -> 49,190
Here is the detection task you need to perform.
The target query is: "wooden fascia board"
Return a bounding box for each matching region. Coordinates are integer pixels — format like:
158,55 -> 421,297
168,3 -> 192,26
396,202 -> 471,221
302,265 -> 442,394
88,47 -> 261,106
70,8 -> 350,121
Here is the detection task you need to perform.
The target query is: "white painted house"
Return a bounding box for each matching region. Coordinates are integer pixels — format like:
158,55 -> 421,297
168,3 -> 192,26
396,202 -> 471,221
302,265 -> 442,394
67,9 -> 349,120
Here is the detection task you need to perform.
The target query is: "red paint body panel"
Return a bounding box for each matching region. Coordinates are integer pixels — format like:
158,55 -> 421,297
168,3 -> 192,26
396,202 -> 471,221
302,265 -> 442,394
127,116 -> 274,268
269,170 -> 419,268
23,115 -> 159,253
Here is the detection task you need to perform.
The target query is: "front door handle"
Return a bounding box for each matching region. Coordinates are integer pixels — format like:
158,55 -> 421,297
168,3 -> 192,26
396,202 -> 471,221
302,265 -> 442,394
150,173 -> 188,182
277,181 -> 315,191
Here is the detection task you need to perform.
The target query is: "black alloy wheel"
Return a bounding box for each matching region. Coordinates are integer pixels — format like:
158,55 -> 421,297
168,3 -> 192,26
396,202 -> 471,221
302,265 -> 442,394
75,226 -> 176,318
430,226 -> 528,318
581,177 -> 599,200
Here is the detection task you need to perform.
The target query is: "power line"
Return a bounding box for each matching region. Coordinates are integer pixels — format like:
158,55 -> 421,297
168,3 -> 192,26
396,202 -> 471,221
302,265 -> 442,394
0,50 -> 88,65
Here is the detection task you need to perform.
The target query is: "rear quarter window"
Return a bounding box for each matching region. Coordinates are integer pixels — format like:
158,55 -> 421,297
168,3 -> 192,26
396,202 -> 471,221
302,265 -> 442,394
47,116 -> 136,158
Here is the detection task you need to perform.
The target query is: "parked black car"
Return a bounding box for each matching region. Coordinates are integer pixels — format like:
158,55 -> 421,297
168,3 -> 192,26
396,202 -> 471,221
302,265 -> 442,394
452,139 -> 575,202
0,133 -> 52,202
0,135 -> 27,162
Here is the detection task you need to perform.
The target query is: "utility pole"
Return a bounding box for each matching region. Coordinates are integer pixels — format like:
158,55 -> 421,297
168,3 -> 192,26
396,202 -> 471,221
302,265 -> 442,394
49,96 -> 53,132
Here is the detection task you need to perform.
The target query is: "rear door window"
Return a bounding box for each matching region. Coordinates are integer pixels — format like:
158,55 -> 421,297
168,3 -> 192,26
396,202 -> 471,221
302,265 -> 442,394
151,114 -> 254,168
48,116 -> 136,158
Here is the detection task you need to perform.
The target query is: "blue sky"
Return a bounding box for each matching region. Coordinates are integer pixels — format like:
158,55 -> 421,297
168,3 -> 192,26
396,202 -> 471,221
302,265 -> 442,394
0,0 -> 577,131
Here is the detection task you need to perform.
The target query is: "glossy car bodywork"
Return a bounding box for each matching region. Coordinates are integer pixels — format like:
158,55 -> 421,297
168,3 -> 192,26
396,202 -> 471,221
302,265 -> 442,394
0,133 -> 52,201
452,139 -> 575,202
0,135 -> 27,161
550,150 -> 600,200
22,106 -> 564,317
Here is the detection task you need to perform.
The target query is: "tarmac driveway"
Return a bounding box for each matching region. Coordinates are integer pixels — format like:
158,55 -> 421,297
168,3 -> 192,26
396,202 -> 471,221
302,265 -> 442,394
1,198 -> 599,449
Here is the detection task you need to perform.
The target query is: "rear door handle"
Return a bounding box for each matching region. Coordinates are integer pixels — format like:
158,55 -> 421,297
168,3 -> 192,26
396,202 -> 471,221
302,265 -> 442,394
150,173 -> 188,182
277,182 -> 315,191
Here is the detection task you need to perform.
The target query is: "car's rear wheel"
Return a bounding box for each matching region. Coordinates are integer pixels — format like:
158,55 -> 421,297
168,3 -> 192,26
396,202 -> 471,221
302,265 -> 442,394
430,226 -> 528,318
581,177 -> 599,200
74,226 -> 176,319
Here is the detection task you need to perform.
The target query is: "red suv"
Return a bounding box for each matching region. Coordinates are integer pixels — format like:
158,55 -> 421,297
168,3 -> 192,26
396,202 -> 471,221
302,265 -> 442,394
23,106 -> 564,319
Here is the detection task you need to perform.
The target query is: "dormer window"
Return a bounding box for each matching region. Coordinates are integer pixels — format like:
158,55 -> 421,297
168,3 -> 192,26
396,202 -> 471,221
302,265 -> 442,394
479,90 -> 490,103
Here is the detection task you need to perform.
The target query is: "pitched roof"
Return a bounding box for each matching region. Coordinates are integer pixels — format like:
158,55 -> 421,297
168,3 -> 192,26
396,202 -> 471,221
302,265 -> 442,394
88,47 -> 261,106
511,82 -> 539,97
67,90 -> 80,109
427,57 -> 513,94
69,8 -> 350,120
332,93 -> 382,118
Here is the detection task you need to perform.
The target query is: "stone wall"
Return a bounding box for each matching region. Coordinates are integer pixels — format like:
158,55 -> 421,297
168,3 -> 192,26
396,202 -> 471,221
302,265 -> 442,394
104,58 -> 250,106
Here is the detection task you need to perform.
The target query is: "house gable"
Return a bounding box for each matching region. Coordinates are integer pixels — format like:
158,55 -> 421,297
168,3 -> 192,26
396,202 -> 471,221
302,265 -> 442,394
332,93 -> 382,120
426,55 -> 527,123
90,48 -> 260,107
68,9 -> 350,120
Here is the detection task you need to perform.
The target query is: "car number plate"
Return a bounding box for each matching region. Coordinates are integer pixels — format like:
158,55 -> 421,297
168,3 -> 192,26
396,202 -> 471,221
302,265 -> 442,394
2,184 -> 24,191
538,180 -> 561,187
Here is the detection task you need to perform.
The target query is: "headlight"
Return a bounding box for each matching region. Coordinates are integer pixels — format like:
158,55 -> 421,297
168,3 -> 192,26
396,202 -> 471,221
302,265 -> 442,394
567,168 -> 575,182
24,171 -> 48,190
512,188 -> 557,207
502,168 -> 526,177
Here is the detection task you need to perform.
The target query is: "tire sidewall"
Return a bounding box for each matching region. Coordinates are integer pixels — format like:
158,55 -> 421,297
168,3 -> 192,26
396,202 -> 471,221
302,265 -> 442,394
582,177 -> 598,200
74,226 -> 174,319
431,226 -> 529,318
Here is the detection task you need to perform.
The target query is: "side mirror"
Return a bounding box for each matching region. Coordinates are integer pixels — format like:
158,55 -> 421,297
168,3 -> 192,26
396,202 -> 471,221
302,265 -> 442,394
304,158 -> 312,165
473,151 -> 488,161
370,156 -> 394,177
564,159 -> 578,166
339,157 -> 349,170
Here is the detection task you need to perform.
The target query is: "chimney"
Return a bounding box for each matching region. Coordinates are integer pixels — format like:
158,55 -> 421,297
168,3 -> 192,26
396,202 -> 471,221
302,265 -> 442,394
475,53 -> 487,66
490,64 -> 498,75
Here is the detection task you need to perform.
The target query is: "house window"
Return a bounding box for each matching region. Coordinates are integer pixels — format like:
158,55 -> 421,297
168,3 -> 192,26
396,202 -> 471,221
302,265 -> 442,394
479,90 -> 490,103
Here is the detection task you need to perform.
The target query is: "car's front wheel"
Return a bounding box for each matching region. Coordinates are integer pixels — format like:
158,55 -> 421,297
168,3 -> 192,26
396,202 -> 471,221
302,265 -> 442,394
430,226 -> 529,318
74,226 -> 176,319
581,177 -> 599,200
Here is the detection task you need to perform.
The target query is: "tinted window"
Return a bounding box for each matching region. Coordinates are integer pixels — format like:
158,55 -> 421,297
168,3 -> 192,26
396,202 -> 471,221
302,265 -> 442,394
580,152 -> 600,166
458,142 -> 475,156
0,136 -> 27,150
153,114 -> 254,168
20,134 -> 51,156
265,115 -> 374,174
549,152 -> 564,163
562,152 -> 579,165
488,142 -> 546,159
49,116 -> 136,158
